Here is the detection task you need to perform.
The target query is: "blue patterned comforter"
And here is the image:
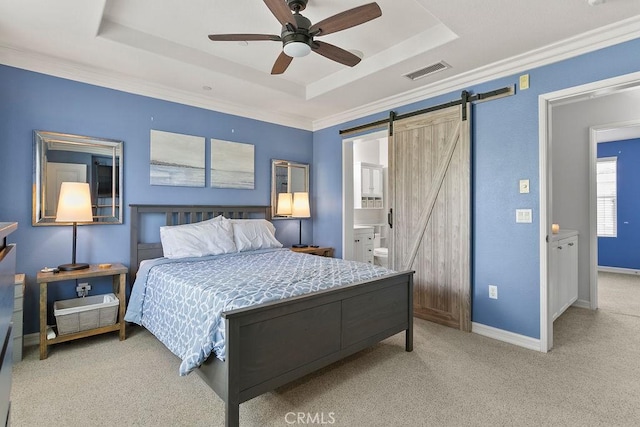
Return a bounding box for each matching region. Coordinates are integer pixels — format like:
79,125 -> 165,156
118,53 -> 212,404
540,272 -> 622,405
125,248 -> 393,375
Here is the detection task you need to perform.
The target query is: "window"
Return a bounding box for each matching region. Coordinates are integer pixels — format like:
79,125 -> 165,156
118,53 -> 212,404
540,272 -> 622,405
596,157 -> 617,237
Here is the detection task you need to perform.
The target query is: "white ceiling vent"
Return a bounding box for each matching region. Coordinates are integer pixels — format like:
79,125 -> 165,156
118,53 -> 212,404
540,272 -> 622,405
403,61 -> 450,81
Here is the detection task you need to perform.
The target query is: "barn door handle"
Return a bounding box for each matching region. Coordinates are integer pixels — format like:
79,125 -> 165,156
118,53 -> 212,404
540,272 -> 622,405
388,208 -> 393,229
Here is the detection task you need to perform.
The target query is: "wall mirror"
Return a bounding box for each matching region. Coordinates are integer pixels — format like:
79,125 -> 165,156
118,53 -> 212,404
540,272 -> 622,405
271,159 -> 309,219
33,130 -> 123,225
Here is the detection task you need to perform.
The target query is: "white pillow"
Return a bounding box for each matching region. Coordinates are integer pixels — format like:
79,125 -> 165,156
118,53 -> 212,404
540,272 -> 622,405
160,219 -> 237,259
203,214 -> 224,223
231,219 -> 283,252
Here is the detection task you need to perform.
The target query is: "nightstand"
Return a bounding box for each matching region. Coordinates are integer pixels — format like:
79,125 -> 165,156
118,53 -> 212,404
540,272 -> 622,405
291,246 -> 334,257
37,263 -> 127,360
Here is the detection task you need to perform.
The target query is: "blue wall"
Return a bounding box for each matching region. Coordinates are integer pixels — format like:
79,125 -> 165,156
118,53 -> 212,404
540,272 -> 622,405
0,65 -> 313,334
3,36 -> 640,341
313,37 -> 640,339
597,138 -> 640,269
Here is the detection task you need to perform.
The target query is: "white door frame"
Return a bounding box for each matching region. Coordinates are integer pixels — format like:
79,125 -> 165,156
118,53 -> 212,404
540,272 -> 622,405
589,119 -> 640,310
538,70 -> 640,352
342,129 -> 389,260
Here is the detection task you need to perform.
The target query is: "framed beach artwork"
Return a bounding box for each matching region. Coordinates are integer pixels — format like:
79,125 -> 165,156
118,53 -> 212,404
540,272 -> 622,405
211,139 -> 255,189
150,130 -> 205,187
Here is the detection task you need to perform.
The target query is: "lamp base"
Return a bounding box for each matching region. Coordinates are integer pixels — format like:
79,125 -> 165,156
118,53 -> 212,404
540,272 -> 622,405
58,263 -> 90,271
292,244 -> 308,248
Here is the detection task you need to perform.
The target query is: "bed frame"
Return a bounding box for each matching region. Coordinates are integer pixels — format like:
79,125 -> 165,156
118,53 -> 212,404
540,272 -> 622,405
130,204 -> 414,427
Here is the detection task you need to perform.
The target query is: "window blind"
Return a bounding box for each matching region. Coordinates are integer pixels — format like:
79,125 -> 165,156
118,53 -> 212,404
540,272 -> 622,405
596,157 -> 617,237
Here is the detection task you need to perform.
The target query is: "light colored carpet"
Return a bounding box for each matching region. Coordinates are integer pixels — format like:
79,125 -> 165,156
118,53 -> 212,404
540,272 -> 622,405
10,275 -> 640,426
598,271 -> 640,317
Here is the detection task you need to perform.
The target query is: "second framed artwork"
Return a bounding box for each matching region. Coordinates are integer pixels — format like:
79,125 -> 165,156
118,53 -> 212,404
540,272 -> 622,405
210,139 -> 255,190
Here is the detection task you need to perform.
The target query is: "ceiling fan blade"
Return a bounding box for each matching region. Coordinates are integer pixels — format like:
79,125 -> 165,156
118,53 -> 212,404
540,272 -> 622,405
309,2 -> 382,36
263,0 -> 297,29
312,41 -> 361,67
271,51 -> 293,74
208,34 -> 281,42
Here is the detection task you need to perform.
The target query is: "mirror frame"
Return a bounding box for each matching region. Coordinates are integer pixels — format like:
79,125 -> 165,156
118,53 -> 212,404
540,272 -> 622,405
271,159 -> 309,219
33,130 -> 123,226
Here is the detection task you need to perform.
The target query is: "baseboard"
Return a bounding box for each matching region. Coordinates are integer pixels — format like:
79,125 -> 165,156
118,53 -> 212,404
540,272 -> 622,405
24,332 -> 39,347
27,324 -> 545,351
472,322 -> 541,351
597,266 -> 640,275
572,299 -> 591,309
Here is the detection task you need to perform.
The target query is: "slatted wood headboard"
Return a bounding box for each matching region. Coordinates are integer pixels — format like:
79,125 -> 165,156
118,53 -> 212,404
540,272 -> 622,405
129,204 -> 271,281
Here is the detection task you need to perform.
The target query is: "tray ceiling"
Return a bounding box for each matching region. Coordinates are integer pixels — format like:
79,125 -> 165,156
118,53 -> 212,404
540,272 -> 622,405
0,0 -> 639,130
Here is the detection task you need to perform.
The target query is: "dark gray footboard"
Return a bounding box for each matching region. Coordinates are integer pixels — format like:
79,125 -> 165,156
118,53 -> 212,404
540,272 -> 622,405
195,271 -> 414,427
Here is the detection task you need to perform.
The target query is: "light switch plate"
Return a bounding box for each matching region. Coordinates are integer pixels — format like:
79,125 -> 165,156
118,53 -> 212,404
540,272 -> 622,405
519,179 -> 530,194
519,74 -> 530,90
516,209 -> 532,223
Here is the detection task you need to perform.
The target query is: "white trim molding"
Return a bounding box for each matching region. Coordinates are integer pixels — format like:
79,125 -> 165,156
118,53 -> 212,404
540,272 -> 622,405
313,15 -> 640,131
472,322 -> 541,352
539,70 -> 640,352
598,266 -> 640,275
0,43 -> 314,131
573,300 -> 592,310
1,14 -> 639,133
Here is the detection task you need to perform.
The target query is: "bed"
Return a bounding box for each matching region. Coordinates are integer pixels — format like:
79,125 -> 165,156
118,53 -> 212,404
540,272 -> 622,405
128,204 -> 414,427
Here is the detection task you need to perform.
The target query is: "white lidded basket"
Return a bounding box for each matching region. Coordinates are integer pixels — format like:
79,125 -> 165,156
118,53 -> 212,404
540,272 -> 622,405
53,293 -> 119,335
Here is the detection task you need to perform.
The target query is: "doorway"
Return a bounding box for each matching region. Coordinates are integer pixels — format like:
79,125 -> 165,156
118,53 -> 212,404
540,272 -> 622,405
539,71 -> 640,351
343,104 -> 472,331
342,129 -> 389,262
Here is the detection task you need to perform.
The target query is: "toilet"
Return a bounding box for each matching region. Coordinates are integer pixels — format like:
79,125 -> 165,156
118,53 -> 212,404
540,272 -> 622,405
373,247 -> 388,268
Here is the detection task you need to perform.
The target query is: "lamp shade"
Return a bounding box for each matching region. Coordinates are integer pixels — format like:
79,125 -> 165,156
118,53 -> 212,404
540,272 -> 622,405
55,182 -> 93,223
276,192 -> 293,216
291,192 -> 310,218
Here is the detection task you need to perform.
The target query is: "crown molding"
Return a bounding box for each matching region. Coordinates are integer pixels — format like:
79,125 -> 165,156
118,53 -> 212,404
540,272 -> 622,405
0,44 -> 314,131
312,15 -> 640,131
1,14 -> 639,134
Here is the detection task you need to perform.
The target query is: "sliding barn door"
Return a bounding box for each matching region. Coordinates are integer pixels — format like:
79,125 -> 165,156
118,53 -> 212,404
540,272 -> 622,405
389,105 -> 471,331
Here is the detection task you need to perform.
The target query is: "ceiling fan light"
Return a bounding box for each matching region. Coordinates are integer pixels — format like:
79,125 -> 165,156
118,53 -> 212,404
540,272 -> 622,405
283,41 -> 311,58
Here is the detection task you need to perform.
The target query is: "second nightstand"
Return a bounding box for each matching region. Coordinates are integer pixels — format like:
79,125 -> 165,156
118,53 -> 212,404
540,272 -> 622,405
290,246 -> 334,257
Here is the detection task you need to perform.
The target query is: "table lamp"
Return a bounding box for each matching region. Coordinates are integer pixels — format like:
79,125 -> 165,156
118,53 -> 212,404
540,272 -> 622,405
276,192 -> 292,216
55,182 -> 93,271
291,192 -> 310,248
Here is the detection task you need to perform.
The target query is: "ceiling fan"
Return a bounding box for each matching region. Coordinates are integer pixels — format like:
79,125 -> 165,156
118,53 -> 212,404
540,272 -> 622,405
208,0 -> 382,75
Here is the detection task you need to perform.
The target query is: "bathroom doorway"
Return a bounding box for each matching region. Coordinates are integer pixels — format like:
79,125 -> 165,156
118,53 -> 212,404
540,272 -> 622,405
342,129 -> 389,266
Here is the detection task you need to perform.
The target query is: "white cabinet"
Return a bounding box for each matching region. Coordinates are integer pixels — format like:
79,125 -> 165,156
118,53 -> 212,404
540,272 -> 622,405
355,162 -> 384,209
550,230 -> 578,321
354,227 -> 374,264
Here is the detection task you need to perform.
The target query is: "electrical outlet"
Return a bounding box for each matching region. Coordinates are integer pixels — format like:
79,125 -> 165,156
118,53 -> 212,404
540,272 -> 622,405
516,209 -> 532,223
489,285 -> 498,299
76,283 -> 91,297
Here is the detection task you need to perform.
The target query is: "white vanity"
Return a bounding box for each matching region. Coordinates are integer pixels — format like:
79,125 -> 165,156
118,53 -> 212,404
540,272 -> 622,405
353,226 -> 374,264
550,229 -> 579,321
